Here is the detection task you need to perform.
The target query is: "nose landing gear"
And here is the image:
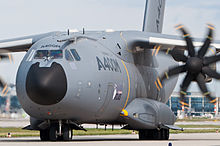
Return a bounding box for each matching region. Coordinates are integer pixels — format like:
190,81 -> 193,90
40,121 -> 73,141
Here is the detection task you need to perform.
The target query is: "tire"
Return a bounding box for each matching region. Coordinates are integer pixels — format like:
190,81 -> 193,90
152,129 -> 161,140
160,129 -> 165,140
139,130 -> 153,140
164,129 -> 170,140
63,125 -> 72,141
40,129 -> 49,141
57,135 -> 63,141
139,129 -> 164,140
147,130 -> 154,140
49,126 -> 58,141
160,129 -> 169,140
139,130 -> 146,140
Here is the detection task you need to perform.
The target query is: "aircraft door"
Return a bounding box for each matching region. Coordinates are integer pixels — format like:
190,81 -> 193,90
95,83 -> 114,119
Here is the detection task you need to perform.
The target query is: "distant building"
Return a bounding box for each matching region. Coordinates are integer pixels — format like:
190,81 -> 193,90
167,92 -> 219,117
0,95 -> 22,113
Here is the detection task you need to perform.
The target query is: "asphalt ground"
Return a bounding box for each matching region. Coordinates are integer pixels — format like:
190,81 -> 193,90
0,133 -> 220,146
0,119 -> 29,128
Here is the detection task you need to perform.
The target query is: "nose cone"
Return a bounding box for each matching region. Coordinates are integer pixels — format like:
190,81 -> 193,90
26,62 -> 67,105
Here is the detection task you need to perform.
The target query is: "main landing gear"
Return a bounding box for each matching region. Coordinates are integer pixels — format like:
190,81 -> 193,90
139,128 -> 169,140
40,121 -> 73,141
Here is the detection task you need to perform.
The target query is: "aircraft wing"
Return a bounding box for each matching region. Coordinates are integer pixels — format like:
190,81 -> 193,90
129,32 -> 220,53
148,35 -> 220,49
0,31 -> 59,53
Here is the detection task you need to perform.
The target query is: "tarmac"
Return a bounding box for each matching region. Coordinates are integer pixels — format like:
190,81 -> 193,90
0,119 -> 29,127
0,119 -> 220,146
0,133 -> 220,146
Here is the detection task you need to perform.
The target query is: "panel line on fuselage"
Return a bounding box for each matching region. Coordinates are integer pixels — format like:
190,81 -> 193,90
120,32 -> 132,53
121,60 -> 131,109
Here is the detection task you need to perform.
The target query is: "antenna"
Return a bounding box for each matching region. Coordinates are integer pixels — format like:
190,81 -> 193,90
83,28 -> 85,35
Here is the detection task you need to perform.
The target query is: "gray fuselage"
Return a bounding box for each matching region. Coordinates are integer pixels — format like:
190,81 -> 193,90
16,31 -> 178,124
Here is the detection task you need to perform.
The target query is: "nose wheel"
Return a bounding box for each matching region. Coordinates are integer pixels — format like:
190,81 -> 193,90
49,125 -> 58,141
62,126 -> 73,141
40,124 -> 73,141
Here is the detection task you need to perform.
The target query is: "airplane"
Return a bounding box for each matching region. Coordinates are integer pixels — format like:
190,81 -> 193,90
0,0 -> 220,141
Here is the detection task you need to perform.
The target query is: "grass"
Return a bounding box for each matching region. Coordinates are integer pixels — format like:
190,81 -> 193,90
0,128 -> 39,137
0,128 -> 134,137
0,126 -> 219,137
171,129 -> 220,134
176,125 -> 220,128
74,129 -> 133,136
176,118 -> 220,122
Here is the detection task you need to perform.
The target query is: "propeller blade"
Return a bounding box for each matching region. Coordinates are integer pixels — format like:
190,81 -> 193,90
1,84 -> 8,96
196,73 -> 216,103
180,73 -> 194,101
198,24 -> 214,58
0,77 -> 6,88
176,24 -> 195,57
164,48 -> 188,62
161,65 -> 186,83
203,54 -> 220,65
202,66 -> 220,79
8,54 -> 14,63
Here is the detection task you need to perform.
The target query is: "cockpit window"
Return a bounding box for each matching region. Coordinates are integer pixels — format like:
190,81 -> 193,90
70,49 -> 81,61
65,50 -> 74,61
50,50 -> 63,59
34,50 -> 48,59
34,50 -> 63,59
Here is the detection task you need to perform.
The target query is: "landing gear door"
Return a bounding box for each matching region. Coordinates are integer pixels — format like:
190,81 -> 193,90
95,83 -> 114,119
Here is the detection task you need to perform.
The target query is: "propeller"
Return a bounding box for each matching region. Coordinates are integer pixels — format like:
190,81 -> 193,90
160,24 -> 218,105
0,53 -> 14,96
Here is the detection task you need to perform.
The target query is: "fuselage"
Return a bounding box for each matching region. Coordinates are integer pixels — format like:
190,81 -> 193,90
16,31 -> 178,124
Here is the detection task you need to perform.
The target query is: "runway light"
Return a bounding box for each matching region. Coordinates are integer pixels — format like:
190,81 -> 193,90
7,133 -> 11,138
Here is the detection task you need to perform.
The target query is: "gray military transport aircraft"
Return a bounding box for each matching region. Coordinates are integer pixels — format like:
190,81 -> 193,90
0,0 -> 220,141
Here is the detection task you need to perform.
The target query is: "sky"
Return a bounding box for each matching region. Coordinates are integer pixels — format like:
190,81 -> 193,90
0,0 -> 220,95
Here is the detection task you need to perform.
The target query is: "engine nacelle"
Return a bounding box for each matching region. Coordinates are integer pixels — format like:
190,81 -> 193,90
121,98 -> 176,130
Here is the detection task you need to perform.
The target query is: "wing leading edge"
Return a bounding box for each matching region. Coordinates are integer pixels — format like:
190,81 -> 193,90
125,31 -> 220,54
148,36 -> 220,50
0,31 -> 59,53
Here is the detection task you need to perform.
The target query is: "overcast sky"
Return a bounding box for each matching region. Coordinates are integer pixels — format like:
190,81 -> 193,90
0,0 -> 220,95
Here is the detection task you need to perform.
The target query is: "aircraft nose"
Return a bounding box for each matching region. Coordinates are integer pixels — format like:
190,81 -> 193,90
26,62 -> 67,105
